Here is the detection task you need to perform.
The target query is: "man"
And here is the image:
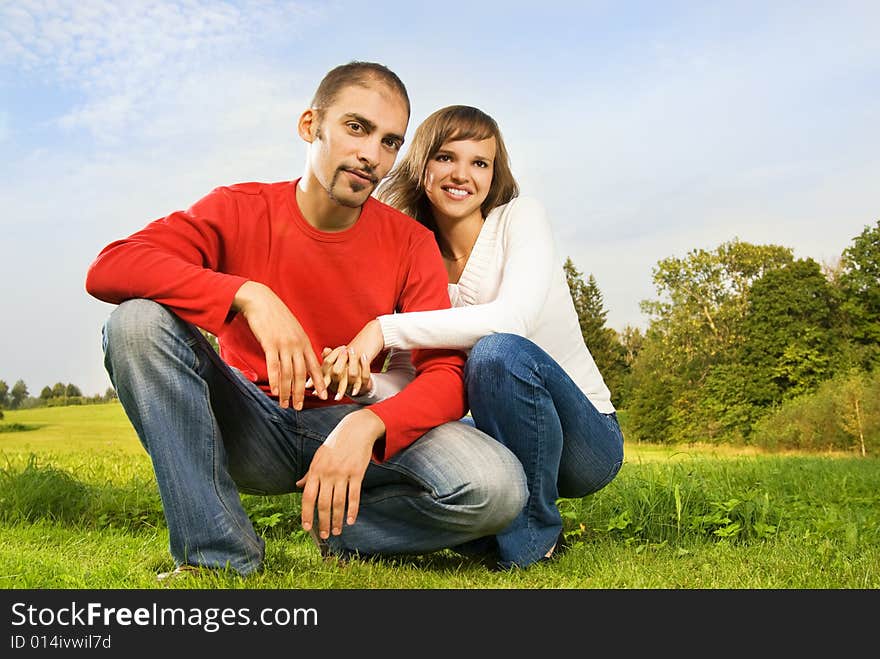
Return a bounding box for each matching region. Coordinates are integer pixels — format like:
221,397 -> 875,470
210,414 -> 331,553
85,61 -> 527,578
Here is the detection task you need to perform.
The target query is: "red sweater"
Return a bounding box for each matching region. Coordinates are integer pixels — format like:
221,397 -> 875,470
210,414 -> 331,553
85,180 -> 467,461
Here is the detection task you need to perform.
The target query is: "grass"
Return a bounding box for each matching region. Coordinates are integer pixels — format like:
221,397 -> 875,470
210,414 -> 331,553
1,403 -> 877,589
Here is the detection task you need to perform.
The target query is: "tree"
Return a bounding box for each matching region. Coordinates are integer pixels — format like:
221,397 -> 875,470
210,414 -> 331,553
629,239 -> 795,443
0,380 -> 8,408
837,219 -> 880,369
624,333 -> 677,443
741,258 -> 841,399
65,383 -> 82,397
51,382 -> 66,398
40,385 -> 53,400
10,380 -> 28,409
105,387 -> 118,401
563,257 -> 628,405
641,239 -> 794,365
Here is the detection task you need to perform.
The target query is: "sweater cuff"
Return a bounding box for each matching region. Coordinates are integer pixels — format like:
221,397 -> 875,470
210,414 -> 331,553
377,314 -> 405,350
364,403 -> 396,462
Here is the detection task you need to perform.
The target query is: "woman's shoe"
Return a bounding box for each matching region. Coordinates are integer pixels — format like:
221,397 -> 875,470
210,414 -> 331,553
540,530 -> 569,563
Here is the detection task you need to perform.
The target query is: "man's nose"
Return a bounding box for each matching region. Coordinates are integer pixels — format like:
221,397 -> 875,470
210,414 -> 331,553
358,138 -> 381,169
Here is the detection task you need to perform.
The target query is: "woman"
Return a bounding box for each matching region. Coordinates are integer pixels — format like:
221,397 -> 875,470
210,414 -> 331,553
320,105 -> 624,570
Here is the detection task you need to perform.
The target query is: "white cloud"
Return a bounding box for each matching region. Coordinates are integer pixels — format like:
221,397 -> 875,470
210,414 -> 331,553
1,0 -> 321,142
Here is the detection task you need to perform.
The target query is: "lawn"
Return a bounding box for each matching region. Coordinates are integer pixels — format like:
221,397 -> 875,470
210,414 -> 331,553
1,403 -> 877,589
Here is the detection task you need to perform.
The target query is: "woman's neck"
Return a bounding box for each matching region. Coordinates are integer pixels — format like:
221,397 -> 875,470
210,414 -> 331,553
434,211 -> 483,261
434,210 -> 484,284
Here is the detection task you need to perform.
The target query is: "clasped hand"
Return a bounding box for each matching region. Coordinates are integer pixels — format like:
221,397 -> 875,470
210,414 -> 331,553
306,319 -> 385,401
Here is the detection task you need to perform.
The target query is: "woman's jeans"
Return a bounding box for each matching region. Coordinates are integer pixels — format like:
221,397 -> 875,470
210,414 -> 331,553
465,333 -> 624,569
101,300 -> 527,575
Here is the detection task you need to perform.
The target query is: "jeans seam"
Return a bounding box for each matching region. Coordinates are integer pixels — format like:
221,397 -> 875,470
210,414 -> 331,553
523,359 -> 557,561
184,332 -> 265,561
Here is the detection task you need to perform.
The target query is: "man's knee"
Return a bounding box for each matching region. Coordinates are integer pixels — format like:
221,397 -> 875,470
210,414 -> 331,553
474,444 -> 528,533
419,421 -> 528,532
104,299 -> 180,356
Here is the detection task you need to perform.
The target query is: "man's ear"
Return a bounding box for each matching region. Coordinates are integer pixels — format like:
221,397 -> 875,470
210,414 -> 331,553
298,108 -> 318,143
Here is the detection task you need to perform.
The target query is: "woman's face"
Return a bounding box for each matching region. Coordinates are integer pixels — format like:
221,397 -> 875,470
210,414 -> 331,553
423,137 -> 496,223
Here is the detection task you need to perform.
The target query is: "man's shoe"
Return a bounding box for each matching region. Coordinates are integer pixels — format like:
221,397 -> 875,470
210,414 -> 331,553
309,527 -> 351,566
308,527 -> 332,558
156,564 -> 202,582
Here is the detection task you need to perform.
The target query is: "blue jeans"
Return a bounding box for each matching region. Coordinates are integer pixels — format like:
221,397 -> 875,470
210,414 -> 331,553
465,333 -> 624,569
102,300 -> 528,575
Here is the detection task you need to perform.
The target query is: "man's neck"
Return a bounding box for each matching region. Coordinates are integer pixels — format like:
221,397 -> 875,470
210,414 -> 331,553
295,176 -> 362,232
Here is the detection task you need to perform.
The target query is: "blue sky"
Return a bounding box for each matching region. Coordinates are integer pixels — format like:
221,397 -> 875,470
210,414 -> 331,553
1,0 -> 878,397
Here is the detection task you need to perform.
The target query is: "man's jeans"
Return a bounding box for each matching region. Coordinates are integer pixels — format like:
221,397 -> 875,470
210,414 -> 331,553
466,333 -> 624,569
102,299 -> 527,575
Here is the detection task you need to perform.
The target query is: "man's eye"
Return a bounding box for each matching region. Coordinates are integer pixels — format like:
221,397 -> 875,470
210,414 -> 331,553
347,123 -> 363,133
383,138 -> 401,150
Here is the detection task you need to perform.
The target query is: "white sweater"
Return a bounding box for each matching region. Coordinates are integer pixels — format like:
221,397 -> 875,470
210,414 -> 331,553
375,196 -> 614,413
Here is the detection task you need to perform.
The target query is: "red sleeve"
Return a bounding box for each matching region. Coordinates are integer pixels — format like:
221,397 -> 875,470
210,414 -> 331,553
367,233 -> 468,461
84,187 -> 250,335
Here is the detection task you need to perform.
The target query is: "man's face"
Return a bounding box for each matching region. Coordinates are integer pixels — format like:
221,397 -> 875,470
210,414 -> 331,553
303,83 -> 409,208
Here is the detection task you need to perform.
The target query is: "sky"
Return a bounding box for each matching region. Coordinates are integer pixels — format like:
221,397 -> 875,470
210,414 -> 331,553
1,0 -> 878,397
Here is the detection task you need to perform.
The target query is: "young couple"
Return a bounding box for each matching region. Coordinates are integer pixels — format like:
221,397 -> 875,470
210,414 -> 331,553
85,61 -> 623,578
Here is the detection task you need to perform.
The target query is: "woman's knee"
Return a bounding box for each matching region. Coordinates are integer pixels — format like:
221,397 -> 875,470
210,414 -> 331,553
468,333 -> 529,368
466,333 -> 534,387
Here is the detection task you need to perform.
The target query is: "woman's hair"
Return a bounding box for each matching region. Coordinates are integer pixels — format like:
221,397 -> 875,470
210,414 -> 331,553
376,105 -> 519,234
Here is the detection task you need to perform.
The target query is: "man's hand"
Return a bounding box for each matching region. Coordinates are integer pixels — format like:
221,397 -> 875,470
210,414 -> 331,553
232,280 -> 328,410
295,408 -> 385,538
319,319 -> 385,399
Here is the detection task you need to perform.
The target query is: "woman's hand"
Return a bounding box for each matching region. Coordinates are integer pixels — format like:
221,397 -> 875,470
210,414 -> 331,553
318,346 -> 373,400
314,320 -> 386,400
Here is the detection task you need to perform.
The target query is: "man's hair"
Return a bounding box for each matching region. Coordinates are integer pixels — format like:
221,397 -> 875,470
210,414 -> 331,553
376,105 -> 519,241
311,61 -> 410,117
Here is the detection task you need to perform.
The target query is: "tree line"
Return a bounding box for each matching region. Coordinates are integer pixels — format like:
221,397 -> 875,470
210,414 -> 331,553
565,219 -> 879,454
0,379 -> 117,415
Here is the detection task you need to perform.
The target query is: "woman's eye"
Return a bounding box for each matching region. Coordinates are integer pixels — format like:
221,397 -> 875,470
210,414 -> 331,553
475,161 -> 488,168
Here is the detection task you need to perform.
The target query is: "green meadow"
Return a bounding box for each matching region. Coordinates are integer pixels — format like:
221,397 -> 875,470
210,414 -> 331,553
1,403 -> 877,589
